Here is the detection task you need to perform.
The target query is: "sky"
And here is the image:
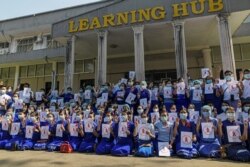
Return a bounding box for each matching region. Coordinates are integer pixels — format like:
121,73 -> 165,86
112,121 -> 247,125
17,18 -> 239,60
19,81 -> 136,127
0,0 -> 100,21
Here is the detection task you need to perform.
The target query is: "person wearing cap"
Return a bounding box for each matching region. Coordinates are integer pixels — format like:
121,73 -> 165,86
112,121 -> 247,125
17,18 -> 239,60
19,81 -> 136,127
239,69 -> 250,103
189,80 -> 204,112
218,107 -> 250,161
220,71 -> 242,111
196,105 -> 221,157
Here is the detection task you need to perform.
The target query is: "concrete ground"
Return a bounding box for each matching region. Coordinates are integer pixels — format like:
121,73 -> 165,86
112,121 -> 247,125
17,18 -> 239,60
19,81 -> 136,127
0,150 -> 249,167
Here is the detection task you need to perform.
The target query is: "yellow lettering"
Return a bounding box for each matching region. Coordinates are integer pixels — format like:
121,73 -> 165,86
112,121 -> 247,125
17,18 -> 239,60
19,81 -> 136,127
103,14 -> 115,28
117,12 -> 129,25
190,0 -> 205,15
208,0 -> 224,12
130,10 -> 137,24
89,17 -> 101,30
78,19 -> 89,31
138,8 -> 151,22
68,20 -> 78,33
172,2 -> 189,17
151,6 -> 166,20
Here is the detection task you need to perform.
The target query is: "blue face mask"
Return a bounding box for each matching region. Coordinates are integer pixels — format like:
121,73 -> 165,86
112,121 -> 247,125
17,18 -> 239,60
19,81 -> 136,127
180,113 -> 187,120
225,76 -> 232,81
202,112 -> 210,118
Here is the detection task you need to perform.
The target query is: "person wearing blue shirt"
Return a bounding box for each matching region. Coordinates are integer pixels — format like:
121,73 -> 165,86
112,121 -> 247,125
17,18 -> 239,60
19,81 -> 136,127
111,110 -> 135,156
133,113 -> 155,157
96,110 -> 115,155
154,110 -> 174,156
0,113 -> 12,149
196,105 -> 221,158
47,110 -> 69,151
60,87 -> 74,103
68,111 -> 83,151
218,107 -> 250,162
172,109 -> 198,159
78,112 -> 98,153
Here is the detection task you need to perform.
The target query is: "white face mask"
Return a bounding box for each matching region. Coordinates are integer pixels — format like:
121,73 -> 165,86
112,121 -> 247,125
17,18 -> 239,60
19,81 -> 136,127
188,109 -> 195,112
227,113 -> 235,121
153,108 -> 159,112
140,118 -> 148,124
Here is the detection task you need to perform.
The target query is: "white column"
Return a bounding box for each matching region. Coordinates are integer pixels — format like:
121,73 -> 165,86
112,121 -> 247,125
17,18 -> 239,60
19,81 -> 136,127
217,13 -> 236,78
64,35 -> 75,90
132,25 -> 145,81
172,20 -> 188,82
14,65 -> 20,89
202,48 -> 213,75
97,30 -> 108,86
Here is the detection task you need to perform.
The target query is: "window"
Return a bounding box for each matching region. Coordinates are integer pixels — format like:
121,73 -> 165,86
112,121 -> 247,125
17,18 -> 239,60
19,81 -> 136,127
20,66 -> 28,78
28,65 -> 36,77
1,68 -> 9,79
44,63 -> 52,75
242,43 -> 250,60
9,67 -> 15,78
75,60 -> 83,73
36,64 -> 44,76
84,59 -> 94,73
47,35 -> 63,49
0,42 -> 9,49
57,62 -> 65,74
17,37 -> 35,52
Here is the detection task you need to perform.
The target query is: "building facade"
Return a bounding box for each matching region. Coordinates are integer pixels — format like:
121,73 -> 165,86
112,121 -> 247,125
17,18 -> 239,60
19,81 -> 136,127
0,0 -> 250,93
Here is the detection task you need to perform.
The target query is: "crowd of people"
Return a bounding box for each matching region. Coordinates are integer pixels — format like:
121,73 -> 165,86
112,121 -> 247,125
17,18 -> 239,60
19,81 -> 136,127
0,69 -> 250,162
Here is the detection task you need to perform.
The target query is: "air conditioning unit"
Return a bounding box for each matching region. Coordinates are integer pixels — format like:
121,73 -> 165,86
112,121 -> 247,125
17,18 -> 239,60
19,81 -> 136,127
0,48 -> 9,55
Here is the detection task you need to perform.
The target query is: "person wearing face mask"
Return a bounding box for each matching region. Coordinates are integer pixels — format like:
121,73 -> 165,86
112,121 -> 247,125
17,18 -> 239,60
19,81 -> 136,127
60,87 -> 74,103
172,109 -> 198,159
137,81 -> 151,115
220,71 -> 242,111
68,111 -> 83,151
239,69 -> 250,104
220,102 -> 230,115
136,106 -> 144,118
96,110 -> 115,155
124,80 -> 138,112
204,77 -> 216,104
218,107 -> 250,161
33,113 -> 55,150
189,80 -> 204,112
133,113 -> 155,157
111,110 -> 135,156
114,83 -> 126,105
154,110 -> 175,156
196,105 -> 221,158
78,112 -> 99,153
47,110 -> 69,151
148,84 -> 159,114
83,85 -> 95,105
0,85 -> 12,116
161,80 -> 175,111
0,113 -> 12,149
18,112 -> 40,150
149,105 -> 160,124
174,78 -> 189,112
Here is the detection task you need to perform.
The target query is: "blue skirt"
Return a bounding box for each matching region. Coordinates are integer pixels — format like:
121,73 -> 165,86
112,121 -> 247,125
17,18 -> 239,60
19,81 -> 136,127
78,140 -> 95,153
47,139 -> 63,151
176,142 -> 198,159
198,139 -> 220,158
69,137 -> 82,151
111,144 -> 131,156
4,136 -> 24,150
96,139 -> 113,155
227,144 -> 250,162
